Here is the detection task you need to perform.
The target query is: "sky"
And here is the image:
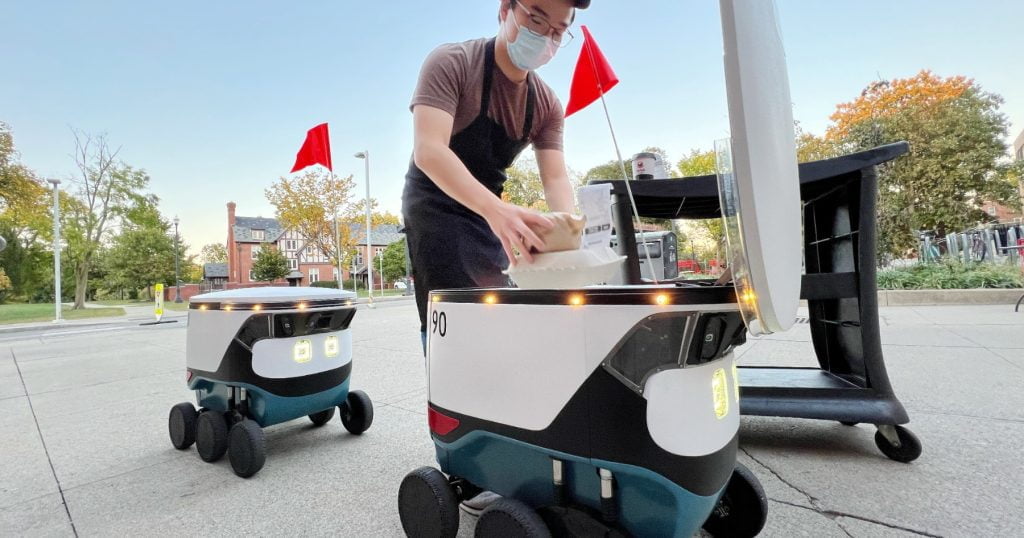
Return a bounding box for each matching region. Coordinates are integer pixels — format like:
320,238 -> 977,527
3,0 -> 1023,254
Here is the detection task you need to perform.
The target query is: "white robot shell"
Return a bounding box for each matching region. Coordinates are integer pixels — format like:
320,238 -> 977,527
186,286 -> 356,375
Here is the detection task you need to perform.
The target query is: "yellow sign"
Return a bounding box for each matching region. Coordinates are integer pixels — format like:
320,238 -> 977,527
154,283 -> 164,322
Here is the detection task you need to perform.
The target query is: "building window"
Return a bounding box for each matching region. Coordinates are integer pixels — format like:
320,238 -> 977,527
375,247 -> 384,256
252,229 -> 265,240
289,259 -> 298,270
355,252 -> 363,265
306,246 -> 315,256
248,270 -> 254,282
333,268 -> 339,281
251,245 -> 261,259
309,268 -> 320,283
286,239 -> 297,251
987,206 -> 997,217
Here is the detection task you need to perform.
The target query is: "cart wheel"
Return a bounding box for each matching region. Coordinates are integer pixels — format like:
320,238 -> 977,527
340,390 -> 373,435
874,425 -> 922,463
475,498 -> 551,538
195,410 -> 229,462
839,421 -> 858,427
308,408 -> 336,427
399,466 -> 459,538
168,402 -> 198,449
228,419 -> 266,478
702,463 -> 768,538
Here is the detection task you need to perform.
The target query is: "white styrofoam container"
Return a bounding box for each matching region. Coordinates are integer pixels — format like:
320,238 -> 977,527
504,247 -> 626,289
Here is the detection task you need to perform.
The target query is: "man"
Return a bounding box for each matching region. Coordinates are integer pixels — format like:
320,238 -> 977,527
403,0 -> 590,351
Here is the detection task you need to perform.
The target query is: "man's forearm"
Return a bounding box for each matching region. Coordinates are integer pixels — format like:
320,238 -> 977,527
543,176 -> 575,213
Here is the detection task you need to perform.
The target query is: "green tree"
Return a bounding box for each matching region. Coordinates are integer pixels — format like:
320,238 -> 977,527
64,131 -> 151,308
376,239 -> 408,283
200,243 -> 228,264
251,245 -> 289,282
830,72 -> 1018,259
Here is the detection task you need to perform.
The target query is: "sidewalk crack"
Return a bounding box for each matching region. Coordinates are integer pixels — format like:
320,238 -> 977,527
10,349 -> 79,537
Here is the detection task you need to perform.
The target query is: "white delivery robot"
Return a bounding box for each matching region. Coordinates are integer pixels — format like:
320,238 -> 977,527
397,1 -> 801,536
167,287 -> 373,478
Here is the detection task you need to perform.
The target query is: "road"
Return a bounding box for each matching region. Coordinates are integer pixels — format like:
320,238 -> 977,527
1,300 -> 1022,536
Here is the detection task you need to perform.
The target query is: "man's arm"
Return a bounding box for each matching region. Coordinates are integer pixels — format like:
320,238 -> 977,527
535,148 -> 575,214
412,104 -> 551,263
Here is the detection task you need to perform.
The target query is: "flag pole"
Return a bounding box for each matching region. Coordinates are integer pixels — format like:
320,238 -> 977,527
582,35 -> 659,284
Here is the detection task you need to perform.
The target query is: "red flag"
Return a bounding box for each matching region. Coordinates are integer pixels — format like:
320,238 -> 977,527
290,123 -> 333,173
565,26 -> 619,118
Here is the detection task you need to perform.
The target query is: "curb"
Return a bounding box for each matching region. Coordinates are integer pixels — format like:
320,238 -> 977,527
877,289 -> 1024,306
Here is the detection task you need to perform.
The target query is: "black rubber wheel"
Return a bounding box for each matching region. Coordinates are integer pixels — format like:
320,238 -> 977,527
702,463 -> 768,537
195,410 -> 229,462
475,498 -> 551,538
839,421 -> 859,427
168,402 -> 198,449
398,466 -> 459,538
340,390 -> 373,435
308,408 -> 336,427
874,425 -> 922,463
228,419 -> 266,478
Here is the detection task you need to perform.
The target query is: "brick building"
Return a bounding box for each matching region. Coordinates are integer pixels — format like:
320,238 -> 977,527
226,202 -> 403,288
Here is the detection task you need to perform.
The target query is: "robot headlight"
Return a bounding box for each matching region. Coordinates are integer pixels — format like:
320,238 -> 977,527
325,335 -> 339,358
293,339 -> 312,363
712,368 -> 729,420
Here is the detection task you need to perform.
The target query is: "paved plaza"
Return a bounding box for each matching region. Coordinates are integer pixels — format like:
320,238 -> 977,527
1,300 -> 1022,537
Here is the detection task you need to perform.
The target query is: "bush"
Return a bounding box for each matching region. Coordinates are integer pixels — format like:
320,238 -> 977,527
310,280 -> 359,290
877,260 -> 1023,290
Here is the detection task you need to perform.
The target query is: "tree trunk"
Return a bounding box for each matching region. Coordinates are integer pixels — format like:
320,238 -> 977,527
73,261 -> 89,309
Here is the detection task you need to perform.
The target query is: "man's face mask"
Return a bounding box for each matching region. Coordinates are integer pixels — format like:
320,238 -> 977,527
503,10 -> 557,71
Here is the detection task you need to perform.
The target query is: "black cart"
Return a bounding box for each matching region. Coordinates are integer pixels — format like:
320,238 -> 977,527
595,142 -> 921,463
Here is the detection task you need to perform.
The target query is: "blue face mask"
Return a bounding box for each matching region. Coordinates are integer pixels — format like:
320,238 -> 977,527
504,15 -> 557,71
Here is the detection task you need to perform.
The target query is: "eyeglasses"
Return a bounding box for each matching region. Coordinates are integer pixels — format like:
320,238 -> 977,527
512,1 -> 575,48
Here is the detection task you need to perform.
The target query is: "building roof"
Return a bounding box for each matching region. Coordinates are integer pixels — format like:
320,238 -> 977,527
349,223 -> 405,246
203,263 -> 229,279
234,216 -> 286,243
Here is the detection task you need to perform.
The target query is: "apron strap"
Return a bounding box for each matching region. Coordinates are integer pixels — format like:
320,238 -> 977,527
481,38 -> 538,144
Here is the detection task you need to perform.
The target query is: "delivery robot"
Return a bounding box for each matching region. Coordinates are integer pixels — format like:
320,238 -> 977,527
167,287 -> 373,478
397,1 -> 799,535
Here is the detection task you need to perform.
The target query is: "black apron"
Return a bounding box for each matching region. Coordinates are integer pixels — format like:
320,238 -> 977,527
402,38 -> 537,331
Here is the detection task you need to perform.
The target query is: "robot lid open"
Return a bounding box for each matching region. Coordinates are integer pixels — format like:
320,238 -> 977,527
715,0 -> 802,336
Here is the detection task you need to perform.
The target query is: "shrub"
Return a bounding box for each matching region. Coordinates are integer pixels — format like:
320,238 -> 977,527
877,260 -> 1023,290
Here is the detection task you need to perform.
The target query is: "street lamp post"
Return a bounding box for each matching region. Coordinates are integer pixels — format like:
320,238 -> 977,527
354,151 -> 373,300
47,179 -> 62,322
173,216 -> 183,303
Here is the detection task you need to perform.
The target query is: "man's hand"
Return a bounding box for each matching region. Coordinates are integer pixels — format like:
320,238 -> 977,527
482,201 -> 553,265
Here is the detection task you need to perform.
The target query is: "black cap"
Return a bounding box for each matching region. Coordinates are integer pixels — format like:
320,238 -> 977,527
574,0 -> 590,7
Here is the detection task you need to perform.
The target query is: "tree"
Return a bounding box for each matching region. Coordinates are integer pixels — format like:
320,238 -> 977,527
827,71 -> 1018,259
104,226 -> 177,299
251,245 -> 289,282
376,239 -> 408,283
676,149 -> 716,178
64,131 -> 151,308
503,156 -> 549,211
265,168 -> 357,266
200,243 -> 228,264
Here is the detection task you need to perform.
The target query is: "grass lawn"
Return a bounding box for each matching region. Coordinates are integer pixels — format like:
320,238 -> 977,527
0,304 -> 126,325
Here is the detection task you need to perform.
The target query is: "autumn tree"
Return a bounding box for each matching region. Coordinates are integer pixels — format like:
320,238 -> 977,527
64,131 -> 151,308
251,245 -> 289,282
827,70 -> 1018,259
200,243 -> 228,264
265,168 -> 358,266
0,122 -> 57,298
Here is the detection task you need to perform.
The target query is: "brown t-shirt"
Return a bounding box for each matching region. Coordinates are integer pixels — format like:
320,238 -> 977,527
410,38 -> 564,151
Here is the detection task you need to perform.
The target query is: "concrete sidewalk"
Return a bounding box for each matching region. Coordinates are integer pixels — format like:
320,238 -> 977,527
0,302 -> 1020,536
